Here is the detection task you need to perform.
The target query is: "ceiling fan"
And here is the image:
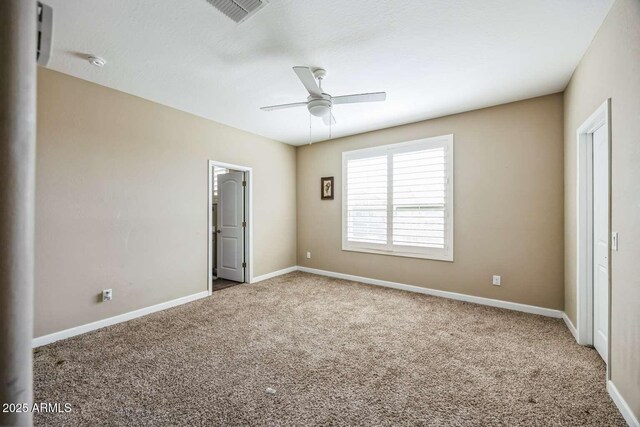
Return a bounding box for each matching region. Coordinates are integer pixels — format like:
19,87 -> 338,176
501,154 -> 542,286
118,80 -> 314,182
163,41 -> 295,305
260,67 -> 387,126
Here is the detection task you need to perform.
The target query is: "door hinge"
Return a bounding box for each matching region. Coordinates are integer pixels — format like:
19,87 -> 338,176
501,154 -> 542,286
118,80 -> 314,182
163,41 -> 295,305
242,181 -> 246,187
242,221 -> 246,227
242,262 -> 246,268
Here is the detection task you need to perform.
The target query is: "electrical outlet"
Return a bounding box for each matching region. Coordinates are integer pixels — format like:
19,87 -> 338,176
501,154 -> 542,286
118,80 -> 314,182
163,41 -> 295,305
492,275 -> 501,286
306,251 -> 311,259
102,289 -> 113,302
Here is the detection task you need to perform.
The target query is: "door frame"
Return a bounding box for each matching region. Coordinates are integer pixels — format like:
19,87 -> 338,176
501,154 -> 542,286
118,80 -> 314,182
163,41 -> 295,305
208,160 -> 253,294
575,99 -> 611,369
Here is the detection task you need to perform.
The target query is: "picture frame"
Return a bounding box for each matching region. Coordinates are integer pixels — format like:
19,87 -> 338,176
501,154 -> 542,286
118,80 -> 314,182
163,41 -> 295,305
321,176 -> 334,200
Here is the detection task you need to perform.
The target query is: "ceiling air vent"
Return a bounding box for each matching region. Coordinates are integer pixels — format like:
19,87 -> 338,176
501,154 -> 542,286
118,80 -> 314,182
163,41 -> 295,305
206,0 -> 267,23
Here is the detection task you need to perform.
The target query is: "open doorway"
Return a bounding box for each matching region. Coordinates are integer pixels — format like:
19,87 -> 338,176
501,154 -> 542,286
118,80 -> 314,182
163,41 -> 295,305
576,99 -> 611,367
208,160 -> 253,294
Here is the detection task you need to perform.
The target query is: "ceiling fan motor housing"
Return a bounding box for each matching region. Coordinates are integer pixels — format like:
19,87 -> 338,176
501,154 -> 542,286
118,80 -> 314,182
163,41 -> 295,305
307,94 -> 332,117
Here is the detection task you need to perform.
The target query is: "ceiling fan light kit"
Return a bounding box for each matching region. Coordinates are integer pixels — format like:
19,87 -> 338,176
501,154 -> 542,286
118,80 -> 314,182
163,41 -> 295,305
307,95 -> 332,117
260,66 -> 387,128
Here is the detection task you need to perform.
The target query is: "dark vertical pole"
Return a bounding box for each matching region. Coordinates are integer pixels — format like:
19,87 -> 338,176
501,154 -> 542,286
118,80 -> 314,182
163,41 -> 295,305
0,0 -> 37,425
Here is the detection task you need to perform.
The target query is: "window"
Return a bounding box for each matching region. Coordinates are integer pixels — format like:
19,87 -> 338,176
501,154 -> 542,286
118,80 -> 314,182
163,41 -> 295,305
212,167 -> 228,199
342,135 -> 454,261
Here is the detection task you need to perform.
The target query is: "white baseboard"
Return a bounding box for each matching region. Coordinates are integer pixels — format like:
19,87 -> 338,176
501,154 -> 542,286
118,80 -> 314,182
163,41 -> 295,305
608,381 -> 640,427
297,266 -> 563,318
32,290 -> 210,348
30,266 -> 575,353
562,312 -> 578,341
34,263 -> 298,347
251,266 -> 298,283
30,265 -> 636,425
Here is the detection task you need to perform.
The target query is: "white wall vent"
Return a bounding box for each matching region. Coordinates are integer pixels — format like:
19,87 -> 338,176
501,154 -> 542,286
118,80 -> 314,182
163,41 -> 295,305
37,2 -> 53,66
206,0 -> 267,23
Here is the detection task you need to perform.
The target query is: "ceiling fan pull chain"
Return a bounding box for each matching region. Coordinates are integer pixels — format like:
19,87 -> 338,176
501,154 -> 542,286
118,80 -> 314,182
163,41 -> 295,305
309,112 -> 312,145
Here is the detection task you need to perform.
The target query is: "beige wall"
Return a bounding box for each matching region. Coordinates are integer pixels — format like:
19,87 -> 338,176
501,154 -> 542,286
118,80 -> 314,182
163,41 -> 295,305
35,69 -> 297,337
38,17 -> 639,412
297,94 -> 564,310
563,0 -> 640,418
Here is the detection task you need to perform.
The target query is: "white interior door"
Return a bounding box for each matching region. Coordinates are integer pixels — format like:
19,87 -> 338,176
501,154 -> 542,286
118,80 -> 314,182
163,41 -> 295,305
217,172 -> 245,282
592,125 -> 609,363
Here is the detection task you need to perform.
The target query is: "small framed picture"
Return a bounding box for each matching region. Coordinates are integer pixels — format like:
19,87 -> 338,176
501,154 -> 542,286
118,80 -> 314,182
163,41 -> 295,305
321,177 -> 334,200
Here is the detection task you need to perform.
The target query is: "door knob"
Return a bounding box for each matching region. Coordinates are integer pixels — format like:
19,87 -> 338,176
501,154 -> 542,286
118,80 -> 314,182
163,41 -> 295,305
216,230 -> 221,234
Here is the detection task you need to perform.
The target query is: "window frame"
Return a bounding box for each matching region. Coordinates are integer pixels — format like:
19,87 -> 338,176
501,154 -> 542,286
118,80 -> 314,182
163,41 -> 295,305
341,134 -> 454,262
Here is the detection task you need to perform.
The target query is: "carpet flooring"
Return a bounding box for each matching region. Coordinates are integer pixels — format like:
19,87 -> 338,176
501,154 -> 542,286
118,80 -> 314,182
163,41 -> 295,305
33,272 -> 625,426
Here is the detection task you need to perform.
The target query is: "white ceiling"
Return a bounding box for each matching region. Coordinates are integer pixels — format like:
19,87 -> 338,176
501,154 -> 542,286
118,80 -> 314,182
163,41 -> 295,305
44,0 -> 614,145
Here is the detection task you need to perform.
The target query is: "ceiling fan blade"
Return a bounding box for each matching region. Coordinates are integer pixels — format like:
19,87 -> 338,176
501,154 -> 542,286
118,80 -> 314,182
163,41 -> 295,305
322,113 -> 336,126
293,66 -> 322,98
332,92 -> 387,105
260,102 -> 307,111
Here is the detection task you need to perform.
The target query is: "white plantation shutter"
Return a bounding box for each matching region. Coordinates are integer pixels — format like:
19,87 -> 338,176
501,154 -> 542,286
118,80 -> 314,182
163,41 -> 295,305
343,135 -> 453,261
346,156 -> 388,244
393,147 -> 447,248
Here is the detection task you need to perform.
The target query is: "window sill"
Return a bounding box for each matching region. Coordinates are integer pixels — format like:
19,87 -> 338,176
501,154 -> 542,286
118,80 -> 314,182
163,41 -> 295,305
342,245 -> 453,262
